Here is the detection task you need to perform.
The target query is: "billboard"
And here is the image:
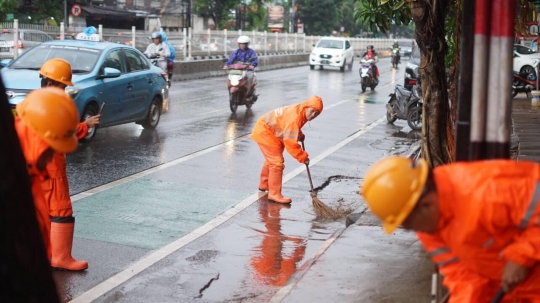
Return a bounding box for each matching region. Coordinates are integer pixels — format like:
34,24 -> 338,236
268,6 -> 284,29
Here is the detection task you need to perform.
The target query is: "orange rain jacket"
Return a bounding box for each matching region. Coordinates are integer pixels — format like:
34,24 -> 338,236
417,160 -> 540,302
250,96 -> 323,164
14,117 -> 53,260
43,122 -> 88,217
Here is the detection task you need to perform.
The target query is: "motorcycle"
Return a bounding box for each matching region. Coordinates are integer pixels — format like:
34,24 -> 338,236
386,82 -> 423,131
224,58 -> 258,113
148,52 -> 171,87
391,48 -> 400,68
512,70 -> 536,98
359,59 -> 378,92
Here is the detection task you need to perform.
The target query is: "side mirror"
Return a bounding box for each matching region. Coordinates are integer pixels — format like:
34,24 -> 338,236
222,58 -> 228,63
101,67 -> 121,78
0,59 -> 12,67
312,44 -> 315,47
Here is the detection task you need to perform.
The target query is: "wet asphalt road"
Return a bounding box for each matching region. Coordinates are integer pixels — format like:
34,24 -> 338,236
59,58 -> 419,302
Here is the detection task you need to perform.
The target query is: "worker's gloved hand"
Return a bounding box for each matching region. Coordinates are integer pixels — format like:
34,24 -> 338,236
501,260 -> 529,293
298,133 -> 305,142
304,158 -> 310,166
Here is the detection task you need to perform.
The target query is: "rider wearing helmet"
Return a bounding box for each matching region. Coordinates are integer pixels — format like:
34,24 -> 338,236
38,58 -> 100,271
14,87 -> 80,265
224,35 -> 259,95
362,45 -> 379,82
392,40 -> 401,63
144,31 -> 171,72
361,156 -> 540,300
160,31 -> 175,84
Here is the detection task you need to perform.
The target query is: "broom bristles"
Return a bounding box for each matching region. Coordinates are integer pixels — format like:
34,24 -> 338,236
312,195 -> 340,219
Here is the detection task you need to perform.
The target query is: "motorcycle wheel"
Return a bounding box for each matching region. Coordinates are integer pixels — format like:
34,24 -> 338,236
229,93 -> 238,113
387,100 -> 398,123
246,102 -> 253,109
361,84 -> 367,93
512,88 -> 518,98
407,103 -> 422,130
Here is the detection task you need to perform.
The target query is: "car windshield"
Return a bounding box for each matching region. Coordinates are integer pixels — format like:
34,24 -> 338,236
316,39 -> 344,49
9,44 -> 101,74
515,45 -> 536,55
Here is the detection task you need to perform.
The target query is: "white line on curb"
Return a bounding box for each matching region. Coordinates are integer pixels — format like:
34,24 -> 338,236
70,116 -> 385,303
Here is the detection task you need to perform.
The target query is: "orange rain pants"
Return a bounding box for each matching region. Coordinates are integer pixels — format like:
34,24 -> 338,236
42,122 -> 88,217
14,117 -> 53,260
417,160 -> 540,302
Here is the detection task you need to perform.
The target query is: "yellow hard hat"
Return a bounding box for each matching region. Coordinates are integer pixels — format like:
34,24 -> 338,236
361,156 -> 428,234
39,58 -> 74,86
16,87 -> 79,153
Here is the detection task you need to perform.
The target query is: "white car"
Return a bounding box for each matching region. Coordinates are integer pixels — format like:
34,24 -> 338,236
309,37 -> 354,72
514,44 -> 540,76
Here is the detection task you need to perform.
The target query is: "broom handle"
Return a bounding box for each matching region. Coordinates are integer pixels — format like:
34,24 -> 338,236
301,141 -> 315,192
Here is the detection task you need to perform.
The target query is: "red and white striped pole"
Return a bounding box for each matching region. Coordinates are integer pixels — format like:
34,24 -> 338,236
470,0 -> 491,160
486,0 -> 516,159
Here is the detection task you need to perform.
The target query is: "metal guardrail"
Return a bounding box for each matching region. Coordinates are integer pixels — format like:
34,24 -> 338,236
0,20 -> 398,61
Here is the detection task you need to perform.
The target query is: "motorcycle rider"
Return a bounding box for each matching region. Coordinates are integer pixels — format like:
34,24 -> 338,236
160,31 -> 175,84
361,45 -> 379,83
224,35 -> 258,96
144,32 -> 170,73
392,40 -> 401,64
39,58 -> 101,271
362,156 -> 540,301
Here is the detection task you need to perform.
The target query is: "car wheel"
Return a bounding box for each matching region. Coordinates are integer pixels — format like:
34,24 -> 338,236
142,96 -> 162,129
521,65 -> 536,78
80,104 -> 99,142
340,60 -> 346,72
310,65 -> 314,70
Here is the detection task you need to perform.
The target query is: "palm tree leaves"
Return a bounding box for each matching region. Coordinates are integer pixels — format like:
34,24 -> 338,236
353,0 -> 412,33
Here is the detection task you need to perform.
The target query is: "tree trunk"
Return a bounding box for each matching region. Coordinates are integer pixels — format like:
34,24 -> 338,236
447,0 -> 462,161
411,0 -> 453,167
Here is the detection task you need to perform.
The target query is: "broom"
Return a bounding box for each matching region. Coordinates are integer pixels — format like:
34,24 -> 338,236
301,141 -> 339,218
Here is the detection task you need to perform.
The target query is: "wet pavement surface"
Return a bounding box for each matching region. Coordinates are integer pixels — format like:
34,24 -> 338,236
57,58 -> 422,302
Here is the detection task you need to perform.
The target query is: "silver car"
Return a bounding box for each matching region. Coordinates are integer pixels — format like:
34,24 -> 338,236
0,29 -> 53,59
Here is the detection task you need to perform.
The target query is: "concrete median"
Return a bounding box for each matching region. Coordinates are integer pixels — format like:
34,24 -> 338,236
171,51 -> 392,82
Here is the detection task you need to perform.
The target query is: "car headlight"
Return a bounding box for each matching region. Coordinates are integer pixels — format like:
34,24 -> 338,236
335,54 -> 341,58
65,87 -> 82,98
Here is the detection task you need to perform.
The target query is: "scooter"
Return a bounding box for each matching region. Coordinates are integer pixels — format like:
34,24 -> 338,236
224,58 -> 258,113
386,82 -> 423,130
359,59 -> 378,92
512,70 -> 536,98
148,52 -> 171,87
391,48 -> 400,68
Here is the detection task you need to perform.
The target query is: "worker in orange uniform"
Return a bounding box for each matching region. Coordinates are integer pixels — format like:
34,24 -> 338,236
39,58 -> 100,271
361,156 -> 540,302
15,87 -> 80,263
250,96 -> 323,203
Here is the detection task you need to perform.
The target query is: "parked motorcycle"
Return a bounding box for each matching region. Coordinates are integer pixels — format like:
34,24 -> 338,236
512,70 -> 536,98
359,59 -> 378,92
391,48 -> 400,68
224,58 -> 258,113
386,82 -> 423,130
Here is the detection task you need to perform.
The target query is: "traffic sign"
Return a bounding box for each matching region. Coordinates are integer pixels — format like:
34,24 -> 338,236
71,4 -> 82,17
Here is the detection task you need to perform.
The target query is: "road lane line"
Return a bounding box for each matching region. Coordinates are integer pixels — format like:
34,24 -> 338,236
69,115 -> 386,303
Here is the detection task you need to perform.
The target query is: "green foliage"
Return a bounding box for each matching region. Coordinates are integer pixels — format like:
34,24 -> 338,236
353,0 -> 412,34
194,0 -> 242,29
297,0 -> 343,35
246,0 -> 270,30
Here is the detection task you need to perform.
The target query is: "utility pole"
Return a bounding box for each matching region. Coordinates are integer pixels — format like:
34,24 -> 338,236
290,0 -> 295,33
64,0 -> 67,28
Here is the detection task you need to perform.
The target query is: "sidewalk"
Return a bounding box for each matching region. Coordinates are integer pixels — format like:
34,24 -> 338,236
270,98 -> 540,303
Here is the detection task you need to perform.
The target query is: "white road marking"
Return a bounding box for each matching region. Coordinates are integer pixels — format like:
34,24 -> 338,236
69,116 -> 386,302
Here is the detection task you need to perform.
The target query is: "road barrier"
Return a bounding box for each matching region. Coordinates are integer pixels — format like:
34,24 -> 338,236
171,50 -> 393,81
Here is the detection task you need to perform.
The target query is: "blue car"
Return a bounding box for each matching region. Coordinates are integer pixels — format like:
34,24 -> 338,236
1,39 -> 169,141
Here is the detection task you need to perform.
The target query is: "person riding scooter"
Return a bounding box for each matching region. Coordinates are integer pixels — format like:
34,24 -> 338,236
144,32 -> 170,73
224,35 -> 258,97
160,31 -> 175,85
391,40 -> 401,64
361,45 -> 379,83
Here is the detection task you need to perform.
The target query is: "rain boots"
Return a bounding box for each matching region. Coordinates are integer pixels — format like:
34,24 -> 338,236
258,164 -> 269,191
268,169 -> 292,204
50,217 -> 88,271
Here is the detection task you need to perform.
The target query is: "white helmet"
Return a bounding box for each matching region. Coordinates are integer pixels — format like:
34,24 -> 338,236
238,35 -> 250,44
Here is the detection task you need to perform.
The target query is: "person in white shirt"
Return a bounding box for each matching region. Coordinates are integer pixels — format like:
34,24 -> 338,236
144,32 -> 170,72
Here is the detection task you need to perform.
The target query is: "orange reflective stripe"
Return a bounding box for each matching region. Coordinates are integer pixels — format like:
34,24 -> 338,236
428,247 -> 450,256
436,257 -> 459,267
520,181 -> 540,229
